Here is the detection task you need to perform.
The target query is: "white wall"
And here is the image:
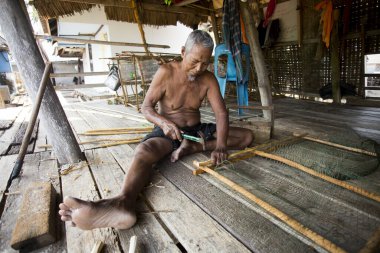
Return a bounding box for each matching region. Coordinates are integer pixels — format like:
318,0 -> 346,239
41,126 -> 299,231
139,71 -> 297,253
59,6 -> 192,84
59,6 -> 192,54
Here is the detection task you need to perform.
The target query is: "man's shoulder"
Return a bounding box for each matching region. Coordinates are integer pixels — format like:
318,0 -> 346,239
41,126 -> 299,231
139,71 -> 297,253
199,70 -> 217,84
159,61 -> 179,73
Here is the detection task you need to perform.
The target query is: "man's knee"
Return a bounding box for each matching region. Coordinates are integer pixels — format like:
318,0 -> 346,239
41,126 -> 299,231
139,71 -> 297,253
134,142 -> 157,163
134,140 -> 171,164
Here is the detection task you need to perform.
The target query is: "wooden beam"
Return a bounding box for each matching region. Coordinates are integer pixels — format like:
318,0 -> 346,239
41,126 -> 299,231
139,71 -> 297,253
35,35 -> 170,49
0,0 -> 83,164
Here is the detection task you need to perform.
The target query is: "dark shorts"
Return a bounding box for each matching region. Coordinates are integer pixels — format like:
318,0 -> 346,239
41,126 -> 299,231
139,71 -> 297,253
141,123 -> 217,151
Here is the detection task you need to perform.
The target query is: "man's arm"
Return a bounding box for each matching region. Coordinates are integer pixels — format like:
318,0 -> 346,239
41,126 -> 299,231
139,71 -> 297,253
205,74 -> 229,164
141,66 -> 182,141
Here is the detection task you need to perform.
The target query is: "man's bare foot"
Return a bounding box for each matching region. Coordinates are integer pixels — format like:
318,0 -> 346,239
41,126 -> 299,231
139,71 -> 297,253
58,196 -> 136,230
171,139 -> 201,162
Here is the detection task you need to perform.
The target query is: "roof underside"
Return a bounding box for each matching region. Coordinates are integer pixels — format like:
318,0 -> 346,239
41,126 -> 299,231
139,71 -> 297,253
32,0 -> 210,27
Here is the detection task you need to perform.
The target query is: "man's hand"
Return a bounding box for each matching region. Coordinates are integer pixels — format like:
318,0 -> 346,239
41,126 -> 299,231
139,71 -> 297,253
161,121 -> 183,141
211,147 -> 228,165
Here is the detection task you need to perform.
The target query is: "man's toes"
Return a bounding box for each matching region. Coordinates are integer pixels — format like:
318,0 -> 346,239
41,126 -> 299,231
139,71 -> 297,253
59,203 -> 70,211
59,210 -> 72,216
64,196 -> 86,209
61,215 -> 72,222
170,152 -> 178,162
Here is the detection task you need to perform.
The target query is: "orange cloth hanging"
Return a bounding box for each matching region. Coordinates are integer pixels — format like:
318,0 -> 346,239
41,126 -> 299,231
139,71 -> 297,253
315,0 -> 333,48
240,16 -> 249,44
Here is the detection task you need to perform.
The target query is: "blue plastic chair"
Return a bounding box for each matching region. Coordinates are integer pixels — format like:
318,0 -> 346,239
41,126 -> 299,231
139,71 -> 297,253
214,43 -> 250,115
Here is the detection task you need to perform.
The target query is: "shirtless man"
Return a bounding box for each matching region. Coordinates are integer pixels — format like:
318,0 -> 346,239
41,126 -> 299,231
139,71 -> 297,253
58,30 -> 254,230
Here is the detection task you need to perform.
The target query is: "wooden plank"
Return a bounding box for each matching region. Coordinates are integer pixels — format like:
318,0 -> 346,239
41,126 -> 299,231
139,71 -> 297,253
0,106 -> 31,155
34,121 -> 49,153
0,152 -> 66,252
109,144 -> 250,252
0,154 -> 17,204
0,106 -> 22,130
157,157 -> 317,253
144,171 -> 251,252
6,120 -> 39,155
85,148 -> 180,253
60,159 -> 121,252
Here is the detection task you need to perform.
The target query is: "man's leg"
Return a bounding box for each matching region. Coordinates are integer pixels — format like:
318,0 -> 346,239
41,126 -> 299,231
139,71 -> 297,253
171,126 -> 254,162
58,138 -> 173,230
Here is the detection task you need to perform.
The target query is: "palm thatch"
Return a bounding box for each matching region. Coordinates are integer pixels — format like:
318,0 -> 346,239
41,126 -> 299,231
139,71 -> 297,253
32,0 -> 209,28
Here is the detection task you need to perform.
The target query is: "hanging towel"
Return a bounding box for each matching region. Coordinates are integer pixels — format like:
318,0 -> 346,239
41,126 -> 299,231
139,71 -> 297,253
222,0 -> 244,83
315,0 -> 334,48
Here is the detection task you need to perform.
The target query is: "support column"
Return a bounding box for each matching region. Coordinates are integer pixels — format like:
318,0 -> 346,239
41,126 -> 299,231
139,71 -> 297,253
0,0 -> 84,164
331,9 -> 341,104
240,0 -> 274,130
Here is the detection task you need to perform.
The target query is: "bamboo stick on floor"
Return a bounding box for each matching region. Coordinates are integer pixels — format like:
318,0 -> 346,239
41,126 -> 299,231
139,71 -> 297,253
196,165 -> 347,253
38,138 -> 143,149
293,133 -> 377,157
253,150 -> 380,203
80,131 -> 150,136
86,127 -> 153,133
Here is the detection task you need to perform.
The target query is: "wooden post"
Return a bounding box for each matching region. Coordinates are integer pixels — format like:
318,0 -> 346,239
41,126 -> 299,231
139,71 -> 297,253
209,1 -> 220,45
331,9 -> 341,104
296,0 -> 303,47
0,0 -> 84,164
240,0 -> 274,131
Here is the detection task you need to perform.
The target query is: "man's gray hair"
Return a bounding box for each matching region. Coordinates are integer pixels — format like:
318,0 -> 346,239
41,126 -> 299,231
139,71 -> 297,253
184,30 -> 214,53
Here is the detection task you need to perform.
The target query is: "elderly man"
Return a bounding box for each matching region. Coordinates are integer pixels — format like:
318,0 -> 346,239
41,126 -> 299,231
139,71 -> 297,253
59,30 -> 253,230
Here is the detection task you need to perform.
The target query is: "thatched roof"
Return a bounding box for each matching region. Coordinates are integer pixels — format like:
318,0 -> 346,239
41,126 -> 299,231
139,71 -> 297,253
32,0 -> 211,28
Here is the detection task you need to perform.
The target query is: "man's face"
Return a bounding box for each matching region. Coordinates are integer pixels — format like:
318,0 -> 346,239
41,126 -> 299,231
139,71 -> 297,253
181,45 -> 212,81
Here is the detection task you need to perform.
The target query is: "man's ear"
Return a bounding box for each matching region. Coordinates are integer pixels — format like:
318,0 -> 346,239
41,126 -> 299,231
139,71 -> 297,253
181,46 -> 186,58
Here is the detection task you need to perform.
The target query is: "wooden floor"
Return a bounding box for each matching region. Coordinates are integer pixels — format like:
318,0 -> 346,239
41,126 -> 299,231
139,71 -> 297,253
0,92 -> 380,253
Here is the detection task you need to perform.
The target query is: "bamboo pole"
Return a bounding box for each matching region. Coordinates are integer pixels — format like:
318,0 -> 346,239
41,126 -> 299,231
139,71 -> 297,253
97,139 -> 142,148
253,150 -> 380,203
293,133 -> 377,157
133,56 -> 140,111
38,138 -> 143,148
359,227 -> 380,253
197,165 -> 346,253
80,130 -> 151,136
35,35 -> 169,49
135,57 -> 147,98
50,71 -> 108,78
86,127 -> 153,132
131,0 -> 150,55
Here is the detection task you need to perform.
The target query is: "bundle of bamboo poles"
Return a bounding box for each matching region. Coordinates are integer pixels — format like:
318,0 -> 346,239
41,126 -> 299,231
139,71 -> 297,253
39,127 -> 154,149
80,126 -> 153,136
38,137 -> 144,149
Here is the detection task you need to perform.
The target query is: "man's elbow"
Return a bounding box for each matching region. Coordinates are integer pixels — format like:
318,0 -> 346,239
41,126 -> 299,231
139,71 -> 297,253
141,104 -> 150,117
